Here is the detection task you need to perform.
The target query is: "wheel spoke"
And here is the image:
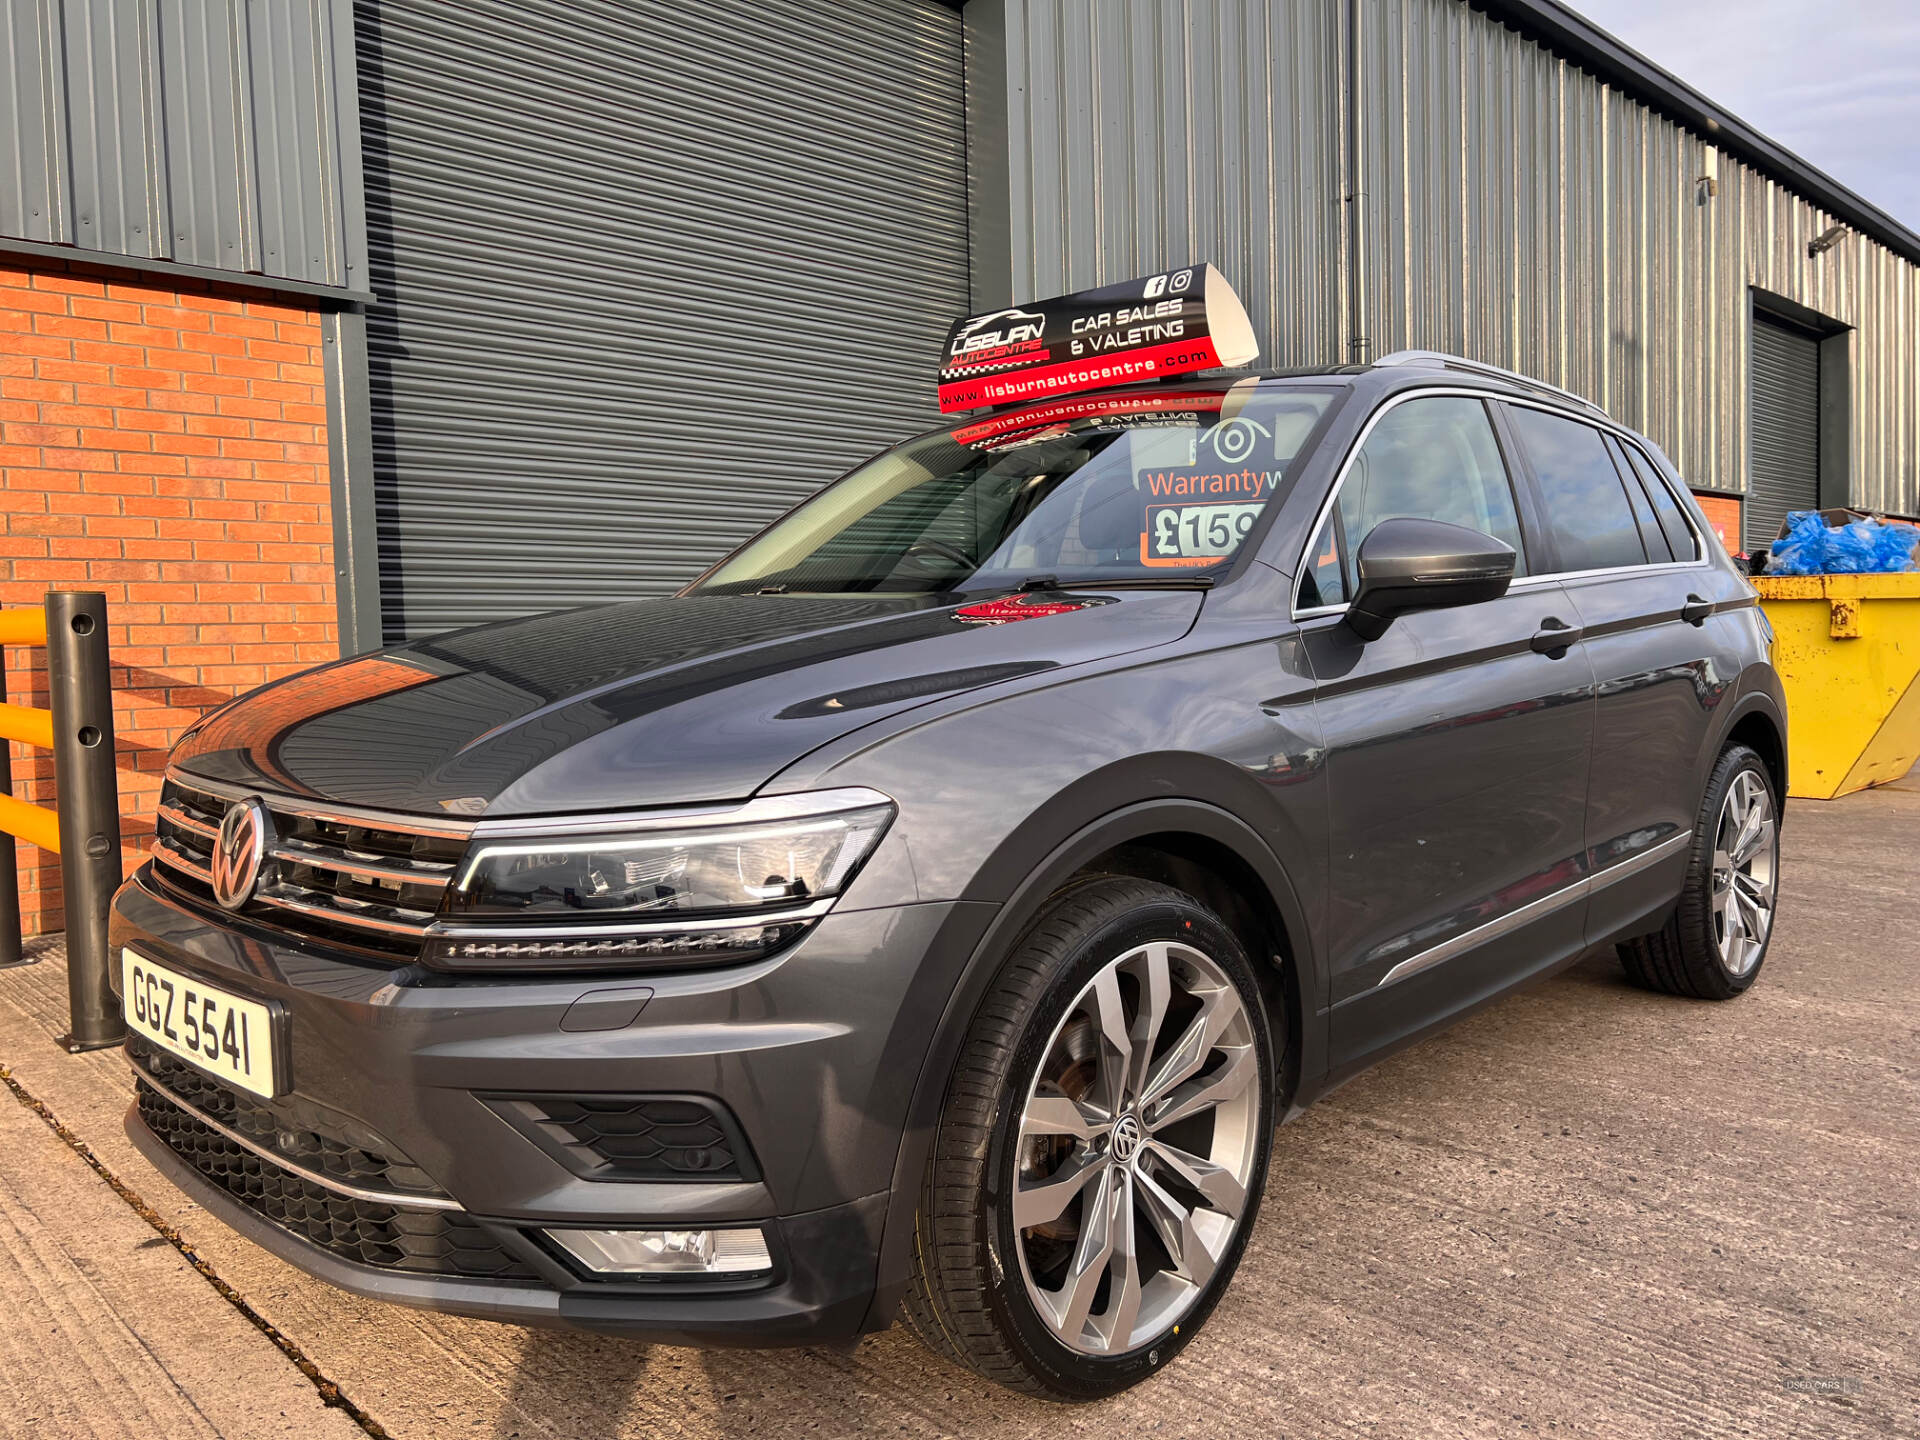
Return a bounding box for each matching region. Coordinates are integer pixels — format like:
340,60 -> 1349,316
1146,1042 -> 1255,1133
1015,1150 -> 1104,1230
1090,1174 -> 1142,1352
1146,1138 -> 1247,1219
1732,884 -> 1770,941
1087,967 -> 1134,1115
1045,1167 -> 1118,1339
1127,943 -> 1174,1103
1733,815 -> 1776,868
1021,1089 -> 1100,1142
1139,986 -> 1235,1110
1722,882 -> 1748,954
1135,1165 -> 1218,1289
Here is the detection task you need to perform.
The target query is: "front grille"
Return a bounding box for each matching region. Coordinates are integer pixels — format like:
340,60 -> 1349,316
486,1094 -> 758,1182
128,1038 -> 445,1199
136,1081 -> 539,1283
150,775 -> 472,959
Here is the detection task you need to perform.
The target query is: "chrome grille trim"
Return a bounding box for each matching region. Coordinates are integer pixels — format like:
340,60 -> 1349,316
134,1069 -> 463,1213
152,770 -> 473,952
155,802 -> 218,841
165,772 -> 477,841
252,883 -> 441,937
269,836 -> 457,887
151,839 -> 213,884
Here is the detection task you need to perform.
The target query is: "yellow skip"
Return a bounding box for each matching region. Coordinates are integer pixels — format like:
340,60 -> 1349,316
1755,574 -> 1920,799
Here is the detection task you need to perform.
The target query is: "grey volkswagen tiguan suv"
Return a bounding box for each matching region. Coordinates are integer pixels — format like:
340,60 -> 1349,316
112,350 -> 1785,1399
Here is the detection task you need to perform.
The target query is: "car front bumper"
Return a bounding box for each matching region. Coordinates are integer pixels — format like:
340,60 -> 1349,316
109,867 -> 992,1345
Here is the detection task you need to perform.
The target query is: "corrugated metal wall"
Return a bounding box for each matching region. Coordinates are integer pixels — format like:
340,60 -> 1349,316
0,0 -> 365,289
358,0 -> 970,640
991,0 -> 1920,516
994,0 -> 1343,369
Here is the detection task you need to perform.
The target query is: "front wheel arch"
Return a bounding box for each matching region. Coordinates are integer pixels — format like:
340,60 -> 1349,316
862,796 -> 1321,1335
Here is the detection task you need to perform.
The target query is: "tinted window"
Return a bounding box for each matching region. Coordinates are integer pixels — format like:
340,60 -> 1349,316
1300,396 -> 1526,608
696,385 -> 1335,595
1507,408 -> 1646,572
1609,438 -> 1672,562
1622,444 -> 1700,561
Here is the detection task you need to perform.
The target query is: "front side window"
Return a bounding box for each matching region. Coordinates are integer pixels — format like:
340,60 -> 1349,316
693,383 -> 1337,595
1299,396 -> 1527,609
1506,407 -> 1648,572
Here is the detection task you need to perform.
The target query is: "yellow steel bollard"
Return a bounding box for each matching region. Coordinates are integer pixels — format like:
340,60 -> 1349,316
1755,574 -> 1920,799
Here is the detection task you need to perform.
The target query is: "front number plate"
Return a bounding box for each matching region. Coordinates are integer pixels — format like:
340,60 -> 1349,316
121,949 -> 278,1098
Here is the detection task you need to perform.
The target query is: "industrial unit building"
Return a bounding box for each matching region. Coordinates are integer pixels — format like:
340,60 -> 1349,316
2,0 -> 1917,925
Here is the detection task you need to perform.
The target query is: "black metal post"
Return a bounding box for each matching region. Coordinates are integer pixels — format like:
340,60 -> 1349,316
0,657 -> 23,969
45,591 -> 124,1050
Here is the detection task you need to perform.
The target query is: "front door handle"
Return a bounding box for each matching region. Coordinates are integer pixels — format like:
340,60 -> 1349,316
1530,618 -> 1582,656
1681,593 -> 1713,626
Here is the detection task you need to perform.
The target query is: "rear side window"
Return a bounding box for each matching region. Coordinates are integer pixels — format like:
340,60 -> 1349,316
1621,444 -> 1701,561
1299,396 -> 1526,609
1506,407 -> 1646,572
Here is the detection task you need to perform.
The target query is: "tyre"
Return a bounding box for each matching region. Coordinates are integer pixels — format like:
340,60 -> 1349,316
1619,743 -> 1780,1000
903,877 -> 1276,1400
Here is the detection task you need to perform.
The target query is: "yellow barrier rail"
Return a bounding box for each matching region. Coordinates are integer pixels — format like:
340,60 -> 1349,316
0,592 -> 125,1050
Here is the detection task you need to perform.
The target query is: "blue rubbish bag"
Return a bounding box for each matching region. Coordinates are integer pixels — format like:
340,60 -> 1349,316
1768,510 -> 1919,575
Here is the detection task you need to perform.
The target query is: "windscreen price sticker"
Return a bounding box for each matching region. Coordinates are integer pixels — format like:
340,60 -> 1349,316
1144,502 -> 1264,564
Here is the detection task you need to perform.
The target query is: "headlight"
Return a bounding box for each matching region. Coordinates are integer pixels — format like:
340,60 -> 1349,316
420,789 -> 894,973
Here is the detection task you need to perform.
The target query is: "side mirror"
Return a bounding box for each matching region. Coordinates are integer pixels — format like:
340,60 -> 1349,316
1343,517 -> 1516,641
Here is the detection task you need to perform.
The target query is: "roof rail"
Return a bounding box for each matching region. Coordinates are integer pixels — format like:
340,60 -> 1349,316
1372,349 -> 1611,420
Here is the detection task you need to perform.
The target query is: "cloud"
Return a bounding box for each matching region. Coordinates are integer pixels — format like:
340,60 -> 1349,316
1569,0 -> 1920,229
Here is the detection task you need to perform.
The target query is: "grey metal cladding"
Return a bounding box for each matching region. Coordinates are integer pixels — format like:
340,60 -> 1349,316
991,0 -> 1343,371
0,0 -> 365,289
992,0 -> 1919,516
358,0 -> 971,641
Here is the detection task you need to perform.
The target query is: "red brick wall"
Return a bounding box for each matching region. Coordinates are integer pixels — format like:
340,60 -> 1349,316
0,257 -> 339,935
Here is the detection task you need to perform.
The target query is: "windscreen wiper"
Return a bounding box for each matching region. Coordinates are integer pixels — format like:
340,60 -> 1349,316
1017,575 -> 1215,591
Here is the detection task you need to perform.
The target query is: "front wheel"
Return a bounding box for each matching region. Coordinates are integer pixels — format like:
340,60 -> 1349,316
902,878 -> 1276,1399
1619,743 -> 1780,1000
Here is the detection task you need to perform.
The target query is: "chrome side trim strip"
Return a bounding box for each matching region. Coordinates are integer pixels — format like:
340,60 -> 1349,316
167,770 -> 476,840
133,1070 -> 463,1213
1373,831 -> 1693,992
1375,878 -> 1590,990
1588,830 -> 1696,892
426,895 -> 837,942
468,787 -> 895,839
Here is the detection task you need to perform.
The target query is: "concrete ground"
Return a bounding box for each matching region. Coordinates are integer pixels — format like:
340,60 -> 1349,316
1,773 -> 1914,1440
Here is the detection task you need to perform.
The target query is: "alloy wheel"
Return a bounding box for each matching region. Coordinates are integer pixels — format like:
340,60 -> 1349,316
1712,770 -> 1777,977
1011,941 -> 1261,1356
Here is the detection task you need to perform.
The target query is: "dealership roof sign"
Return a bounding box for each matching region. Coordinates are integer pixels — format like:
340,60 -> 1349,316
936,265 -> 1259,413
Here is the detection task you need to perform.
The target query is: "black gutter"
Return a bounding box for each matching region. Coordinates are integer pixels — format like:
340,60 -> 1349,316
1475,0 -> 1920,270
0,235 -> 375,306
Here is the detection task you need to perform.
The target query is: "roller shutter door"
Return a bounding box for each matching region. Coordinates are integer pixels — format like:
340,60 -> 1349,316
1747,315 -> 1821,551
354,0 -> 970,641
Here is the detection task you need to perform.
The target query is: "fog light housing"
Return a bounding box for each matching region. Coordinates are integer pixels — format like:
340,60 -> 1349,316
545,1226 -> 772,1277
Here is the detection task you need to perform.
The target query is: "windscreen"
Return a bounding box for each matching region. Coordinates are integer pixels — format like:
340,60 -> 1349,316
694,383 -> 1338,595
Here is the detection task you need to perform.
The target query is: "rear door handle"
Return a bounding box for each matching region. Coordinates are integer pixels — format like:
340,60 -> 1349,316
1530,618 -> 1582,656
1681,594 -> 1713,626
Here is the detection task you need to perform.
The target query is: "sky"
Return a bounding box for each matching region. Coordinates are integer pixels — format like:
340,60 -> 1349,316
1570,0 -> 1920,231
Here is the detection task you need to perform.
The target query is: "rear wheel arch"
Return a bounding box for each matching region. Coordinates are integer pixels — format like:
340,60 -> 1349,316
1724,705 -> 1787,803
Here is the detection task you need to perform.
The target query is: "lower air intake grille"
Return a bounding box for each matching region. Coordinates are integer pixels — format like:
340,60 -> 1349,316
485,1094 -> 759,1182
136,1083 -> 538,1283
